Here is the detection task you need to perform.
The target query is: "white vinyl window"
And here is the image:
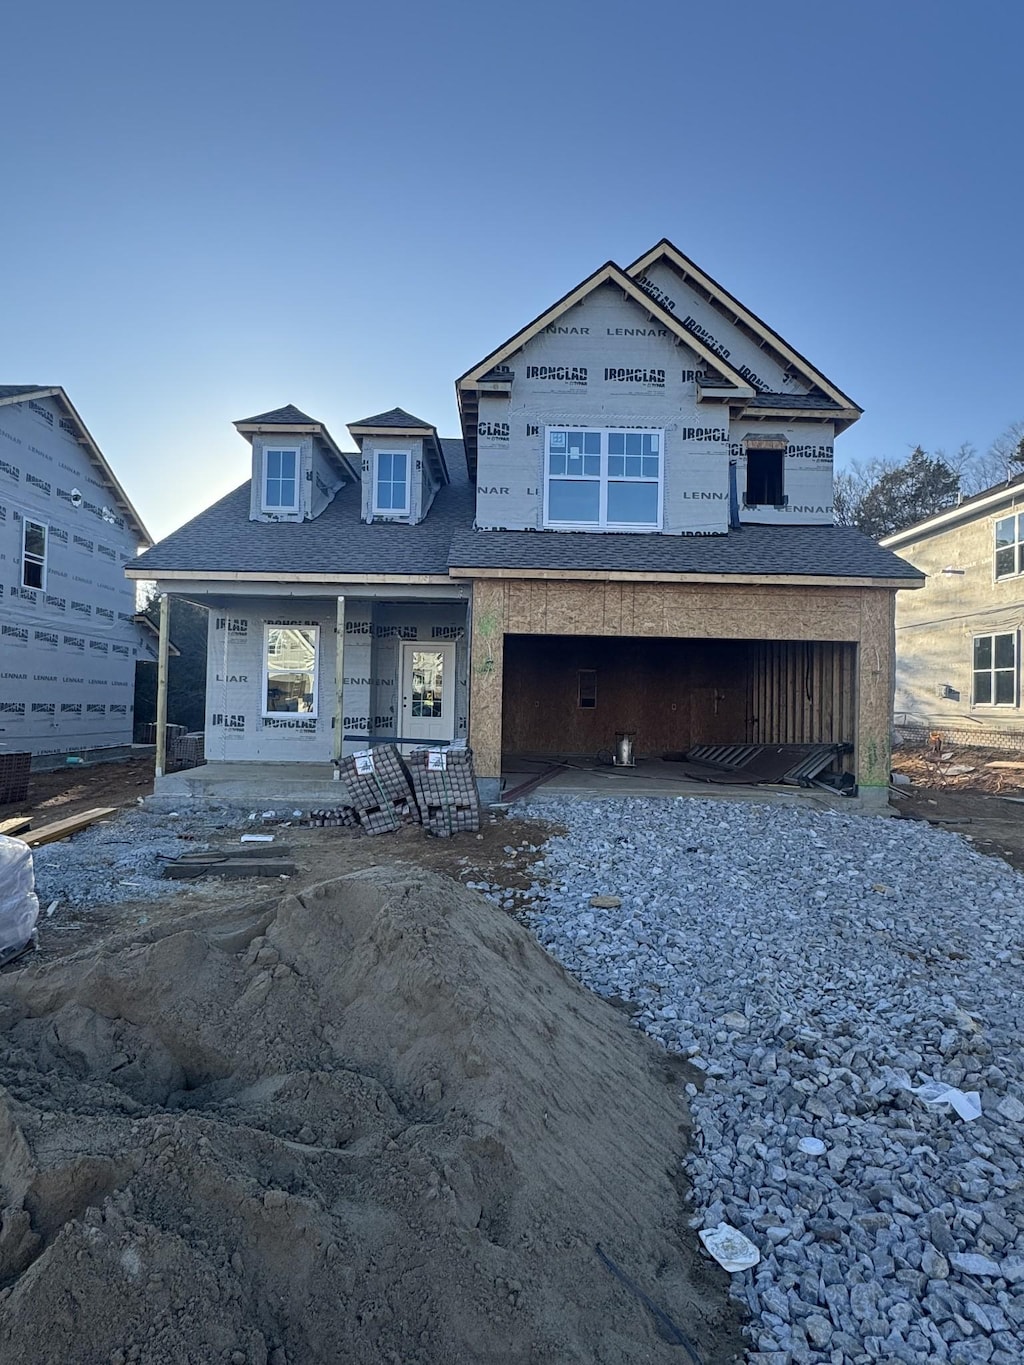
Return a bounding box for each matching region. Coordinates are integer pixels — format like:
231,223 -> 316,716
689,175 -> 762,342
262,447 -> 300,512
374,451 -> 410,514
22,518 -> 47,590
973,632 -> 1018,707
263,625 -> 319,716
994,514 -> 1024,580
544,427 -> 662,529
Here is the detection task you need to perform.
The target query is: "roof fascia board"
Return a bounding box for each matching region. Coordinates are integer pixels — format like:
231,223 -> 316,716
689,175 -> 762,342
626,240 -> 861,415
456,262 -> 753,393
124,568 -> 457,584
348,425 -> 434,437
880,485 -> 1024,547
740,405 -> 861,422
0,386 -> 62,409
446,566 -> 923,589
45,388 -> 153,546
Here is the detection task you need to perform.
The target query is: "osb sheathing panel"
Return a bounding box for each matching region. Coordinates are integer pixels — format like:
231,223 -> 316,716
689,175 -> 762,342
468,579 -> 896,784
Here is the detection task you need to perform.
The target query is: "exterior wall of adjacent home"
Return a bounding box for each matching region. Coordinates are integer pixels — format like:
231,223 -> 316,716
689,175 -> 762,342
889,510 -> 1024,737
465,576 -> 897,806
473,281 -> 835,535
0,393 -> 146,757
204,595 -> 468,762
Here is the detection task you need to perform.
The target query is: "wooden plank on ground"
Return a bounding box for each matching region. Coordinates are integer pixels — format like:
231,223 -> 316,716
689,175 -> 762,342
161,858 -> 297,880
986,761 -> 1024,770
0,816 -> 31,837
18,807 -> 117,848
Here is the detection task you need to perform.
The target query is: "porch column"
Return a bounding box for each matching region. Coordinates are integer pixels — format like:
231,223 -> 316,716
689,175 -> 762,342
855,588 -> 896,808
332,595 -> 346,767
154,592 -> 170,778
468,579 -> 505,786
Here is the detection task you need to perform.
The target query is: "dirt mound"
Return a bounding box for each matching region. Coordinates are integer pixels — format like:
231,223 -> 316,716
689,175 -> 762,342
0,865 -> 741,1364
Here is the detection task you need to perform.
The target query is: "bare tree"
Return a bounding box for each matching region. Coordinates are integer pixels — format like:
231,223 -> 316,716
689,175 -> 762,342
961,419 -> 1024,493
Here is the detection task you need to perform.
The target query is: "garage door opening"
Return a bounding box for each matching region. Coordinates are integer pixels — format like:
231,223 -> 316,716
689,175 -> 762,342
501,634 -> 856,767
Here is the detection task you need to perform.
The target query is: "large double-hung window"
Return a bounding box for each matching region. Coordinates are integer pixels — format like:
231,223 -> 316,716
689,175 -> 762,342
973,632 -> 1018,706
994,514 -> 1024,579
544,427 -> 662,529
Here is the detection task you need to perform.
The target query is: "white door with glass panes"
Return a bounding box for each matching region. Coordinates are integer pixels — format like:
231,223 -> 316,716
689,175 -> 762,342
400,642 -> 456,749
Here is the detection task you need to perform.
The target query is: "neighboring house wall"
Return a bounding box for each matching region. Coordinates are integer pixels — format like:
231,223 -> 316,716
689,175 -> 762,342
0,394 -> 145,756
474,283 -> 835,534
890,510 -> 1024,735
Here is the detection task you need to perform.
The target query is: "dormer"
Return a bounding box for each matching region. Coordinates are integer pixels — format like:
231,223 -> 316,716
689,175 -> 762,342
235,404 -> 358,523
347,408 -> 450,525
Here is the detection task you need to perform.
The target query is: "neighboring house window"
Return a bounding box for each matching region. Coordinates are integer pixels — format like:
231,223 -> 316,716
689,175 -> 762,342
263,625 -> 318,715
745,448 -> 786,507
263,448 -> 300,511
994,514 -> 1024,579
374,451 -> 410,514
545,428 -> 662,529
22,519 -> 47,589
973,632 -> 1018,706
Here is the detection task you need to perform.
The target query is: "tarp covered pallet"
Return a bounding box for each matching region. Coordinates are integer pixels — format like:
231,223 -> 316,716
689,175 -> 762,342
407,745 -> 480,837
340,745 -> 416,835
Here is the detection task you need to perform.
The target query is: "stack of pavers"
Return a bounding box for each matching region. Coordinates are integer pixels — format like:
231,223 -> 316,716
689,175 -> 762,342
406,742 -> 480,837
339,744 -> 417,835
307,806 -> 360,828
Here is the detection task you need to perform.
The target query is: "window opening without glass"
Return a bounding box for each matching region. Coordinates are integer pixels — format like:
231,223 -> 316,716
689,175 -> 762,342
545,428 -> 662,528
263,448 -> 299,511
973,632 -> 1018,706
745,449 -> 785,507
994,514 -> 1024,579
264,626 -> 318,715
22,519 -> 47,590
578,669 -> 597,708
375,451 -> 409,513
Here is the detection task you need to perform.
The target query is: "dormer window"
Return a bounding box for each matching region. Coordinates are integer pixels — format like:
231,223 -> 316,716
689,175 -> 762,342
262,447 -> 300,512
374,451 -> 410,515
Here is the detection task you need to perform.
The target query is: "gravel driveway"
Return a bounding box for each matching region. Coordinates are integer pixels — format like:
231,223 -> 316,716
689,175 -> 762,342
511,795 -> 1024,1365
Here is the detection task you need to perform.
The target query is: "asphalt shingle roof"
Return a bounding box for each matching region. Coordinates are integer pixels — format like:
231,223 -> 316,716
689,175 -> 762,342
446,524 -> 924,580
747,392 -> 840,410
350,407 -> 434,429
236,404 -> 318,425
0,385 -> 46,399
129,439 -> 471,577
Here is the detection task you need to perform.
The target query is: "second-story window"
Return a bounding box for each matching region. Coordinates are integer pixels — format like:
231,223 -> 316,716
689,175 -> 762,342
374,451 -> 410,514
995,514 -> 1024,579
544,428 -> 662,529
22,518 -> 47,589
263,447 -> 300,511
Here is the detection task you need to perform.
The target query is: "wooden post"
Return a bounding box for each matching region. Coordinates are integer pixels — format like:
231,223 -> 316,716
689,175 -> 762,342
332,595 -> 346,767
154,592 -> 170,779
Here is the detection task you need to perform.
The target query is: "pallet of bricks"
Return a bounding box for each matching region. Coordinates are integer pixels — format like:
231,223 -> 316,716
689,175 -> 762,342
339,744 -> 417,835
406,742 -> 480,837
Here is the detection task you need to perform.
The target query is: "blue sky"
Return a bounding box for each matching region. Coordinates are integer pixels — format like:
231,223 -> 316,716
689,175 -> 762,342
2,0 -> 1021,541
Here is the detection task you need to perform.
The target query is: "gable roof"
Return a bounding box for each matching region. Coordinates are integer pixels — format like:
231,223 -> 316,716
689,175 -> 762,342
236,403 -> 317,425
349,406 -> 434,430
0,385 -> 152,545
626,239 -> 862,422
880,470 -> 1024,549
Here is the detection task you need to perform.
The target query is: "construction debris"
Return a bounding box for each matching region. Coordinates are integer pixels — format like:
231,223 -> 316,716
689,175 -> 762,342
0,817 -> 31,838
160,851 -> 297,880
17,807 -> 116,848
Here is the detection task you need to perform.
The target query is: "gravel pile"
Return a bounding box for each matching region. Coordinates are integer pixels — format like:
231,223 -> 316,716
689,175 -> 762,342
31,804 -> 275,908
506,796 -> 1024,1365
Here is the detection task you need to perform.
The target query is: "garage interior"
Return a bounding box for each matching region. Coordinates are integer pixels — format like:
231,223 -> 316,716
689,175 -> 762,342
500,633 -> 857,783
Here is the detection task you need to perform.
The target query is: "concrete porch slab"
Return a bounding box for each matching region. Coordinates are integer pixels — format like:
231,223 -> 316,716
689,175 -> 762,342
149,762 -> 353,808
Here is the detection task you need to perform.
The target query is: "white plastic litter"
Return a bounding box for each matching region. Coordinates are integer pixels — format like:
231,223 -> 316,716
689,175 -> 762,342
0,835 -> 40,956
908,1079 -> 982,1121
240,834 -> 274,843
798,1137 -> 827,1155
698,1222 -> 761,1272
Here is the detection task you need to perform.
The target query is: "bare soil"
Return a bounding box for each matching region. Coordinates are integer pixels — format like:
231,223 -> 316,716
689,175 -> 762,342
891,742 -> 1024,872
0,865 -> 745,1365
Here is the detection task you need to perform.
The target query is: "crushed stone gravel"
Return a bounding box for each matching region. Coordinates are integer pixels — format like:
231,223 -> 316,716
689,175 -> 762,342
485,795 -> 1024,1365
